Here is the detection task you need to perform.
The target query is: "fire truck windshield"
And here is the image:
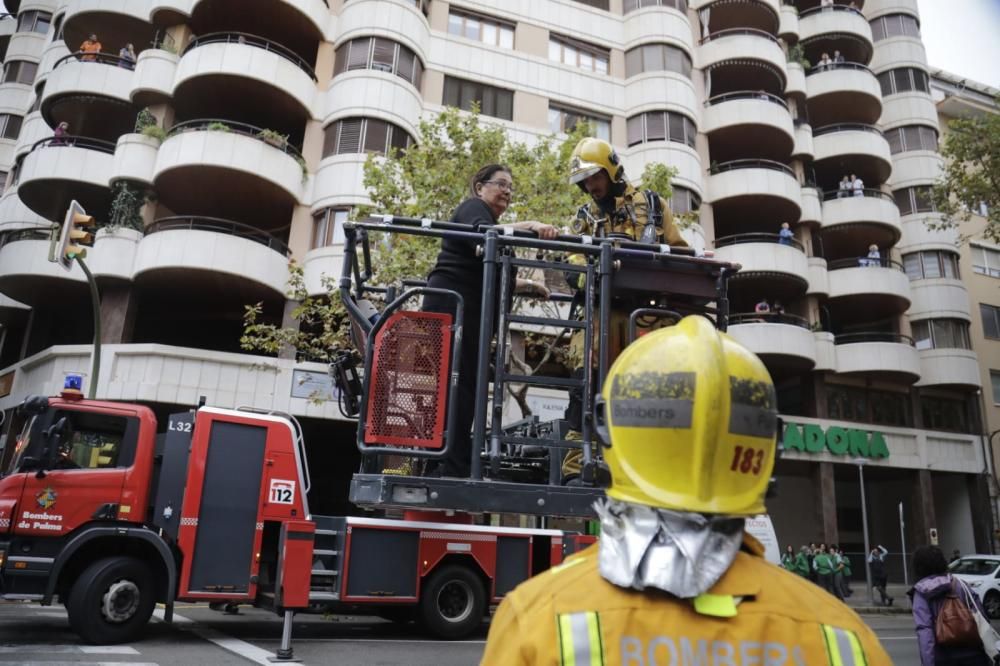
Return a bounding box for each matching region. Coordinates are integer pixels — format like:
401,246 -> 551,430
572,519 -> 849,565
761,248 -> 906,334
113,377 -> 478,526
5,416 -> 38,474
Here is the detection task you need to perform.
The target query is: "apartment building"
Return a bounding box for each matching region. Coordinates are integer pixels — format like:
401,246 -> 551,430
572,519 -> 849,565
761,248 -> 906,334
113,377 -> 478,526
0,0 -> 992,561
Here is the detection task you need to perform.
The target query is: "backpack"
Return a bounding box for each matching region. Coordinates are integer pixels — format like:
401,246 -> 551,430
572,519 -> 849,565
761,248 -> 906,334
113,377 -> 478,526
935,581 -> 984,649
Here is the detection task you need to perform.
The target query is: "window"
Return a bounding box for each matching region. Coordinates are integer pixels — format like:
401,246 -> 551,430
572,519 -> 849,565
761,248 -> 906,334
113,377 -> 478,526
313,208 -> 349,248
548,105 -> 610,141
870,390 -> 912,428
51,409 -> 136,469
911,319 -> 972,351
0,114 -> 23,140
549,36 -> 609,74
669,186 -> 701,216
0,170 -> 7,193
981,304 -> 1000,339
333,37 -> 423,87
885,125 -> 937,154
2,60 -> 38,85
921,395 -> 972,433
16,10 -> 51,35
442,76 -> 513,120
625,43 -> 692,78
827,384 -> 868,423
893,186 -> 935,216
870,13 -> 920,41
447,9 -> 514,49
51,13 -> 64,41
877,67 -> 930,96
827,384 -> 912,428
572,0 -> 610,9
624,0 -> 688,12
902,251 -> 959,280
322,117 -> 413,157
972,245 -> 1000,278
626,110 -> 696,148
991,371 -> 1000,405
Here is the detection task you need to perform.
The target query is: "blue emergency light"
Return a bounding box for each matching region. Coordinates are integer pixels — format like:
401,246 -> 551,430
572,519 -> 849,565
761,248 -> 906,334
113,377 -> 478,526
64,374 -> 83,391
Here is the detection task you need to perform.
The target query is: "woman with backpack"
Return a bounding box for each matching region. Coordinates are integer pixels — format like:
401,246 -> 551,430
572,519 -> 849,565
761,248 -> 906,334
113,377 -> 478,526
910,545 -> 991,666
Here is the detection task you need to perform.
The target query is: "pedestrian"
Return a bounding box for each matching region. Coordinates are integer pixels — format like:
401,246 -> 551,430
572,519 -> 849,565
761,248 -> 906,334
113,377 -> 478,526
814,543 -> 843,599
852,172 -> 865,197
782,545 -> 797,572
869,545 -> 894,606
831,545 -> 851,599
79,34 -> 102,62
778,221 -> 794,245
951,549 -> 962,564
839,547 -> 854,597
808,542 -> 818,583
118,43 -> 136,70
480,316 -> 891,665
910,545 -> 991,666
796,545 -> 812,578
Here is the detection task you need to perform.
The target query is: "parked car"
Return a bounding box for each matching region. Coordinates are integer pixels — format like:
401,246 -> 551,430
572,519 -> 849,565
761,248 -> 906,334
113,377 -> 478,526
949,555 -> 1000,618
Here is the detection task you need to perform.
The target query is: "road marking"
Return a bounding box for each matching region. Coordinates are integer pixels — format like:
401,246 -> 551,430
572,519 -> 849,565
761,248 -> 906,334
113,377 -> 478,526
255,638 -> 488,645
0,646 -> 139,654
0,663 -> 159,666
152,608 -> 278,666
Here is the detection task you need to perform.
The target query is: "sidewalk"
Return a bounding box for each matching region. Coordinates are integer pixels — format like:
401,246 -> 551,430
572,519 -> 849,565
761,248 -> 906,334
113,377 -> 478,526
842,582 -> 912,615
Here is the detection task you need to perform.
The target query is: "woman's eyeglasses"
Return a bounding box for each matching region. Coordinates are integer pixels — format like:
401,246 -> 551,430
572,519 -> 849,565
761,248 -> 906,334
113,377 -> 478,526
484,180 -> 515,193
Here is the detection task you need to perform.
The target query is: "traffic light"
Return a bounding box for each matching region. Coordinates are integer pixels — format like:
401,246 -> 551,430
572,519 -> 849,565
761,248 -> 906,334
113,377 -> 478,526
56,200 -> 96,270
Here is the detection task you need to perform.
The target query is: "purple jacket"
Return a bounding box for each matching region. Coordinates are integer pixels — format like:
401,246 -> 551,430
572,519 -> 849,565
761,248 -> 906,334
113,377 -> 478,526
911,574 -> 987,666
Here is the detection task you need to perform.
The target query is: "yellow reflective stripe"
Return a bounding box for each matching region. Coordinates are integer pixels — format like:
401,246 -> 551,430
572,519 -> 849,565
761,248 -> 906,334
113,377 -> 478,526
693,593 -> 739,618
557,612 -> 604,666
822,624 -> 866,666
550,557 -> 586,576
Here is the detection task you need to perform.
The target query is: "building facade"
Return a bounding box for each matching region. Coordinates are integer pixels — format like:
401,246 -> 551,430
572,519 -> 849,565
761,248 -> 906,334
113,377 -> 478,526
0,0 -> 993,567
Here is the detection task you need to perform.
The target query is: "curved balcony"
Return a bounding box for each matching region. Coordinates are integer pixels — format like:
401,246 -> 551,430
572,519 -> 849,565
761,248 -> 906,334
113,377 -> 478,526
155,119 -> 305,230
834,333 -> 920,383
785,61 -> 806,99
819,189 -> 901,253
0,189 -> 50,226
5,30 -> 46,62
89,226 -> 141,282
907,279 -> 971,322
728,314 -> 816,374
916,349 -> 981,389
811,123 -> 892,184
40,52 -> 137,139
888,150 -> 942,190
0,80 -> 33,112
313,153 -> 367,211
805,63 -> 882,126
879,92 -> 938,130
335,0 -> 429,64
713,233 -> 809,294
870,37 -> 928,73
37,39 -> 72,82
303,243 -> 345,297
799,185 -> 822,225
779,4 -> 799,41
191,0 -> 329,43
807,256 -> 829,296
798,6 -> 873,64
863,0 -> 920,21
61,0 -> 156,60
707,159 -> 801,233
134,217 -> 291,296
112,132 -> 159,185
3,0 -> 19,15
623,6 -> 693,52
702,92 -> 793,161
150,0 -> 194,24
17,135 -> 115,221
793,121 -> 814,160
626,142 -> 702,198
898,215 -> 959,253
698,29 -> 787,90
131,47 -> 178,107
176,33 -> 316,124
623,72 -> 699,121
324,70 -> 421,142
826,258 -> 911,319
0,234 -> 87,307
13,110 -> 51,159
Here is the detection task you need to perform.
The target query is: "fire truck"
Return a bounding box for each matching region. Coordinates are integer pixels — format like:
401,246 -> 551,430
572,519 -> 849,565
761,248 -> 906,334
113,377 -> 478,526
0,218 -> 738,655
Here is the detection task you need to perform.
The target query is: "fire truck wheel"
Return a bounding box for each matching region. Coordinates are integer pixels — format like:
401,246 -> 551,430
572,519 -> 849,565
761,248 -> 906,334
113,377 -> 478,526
418,564 -> 486,640
67,556 -> 156,644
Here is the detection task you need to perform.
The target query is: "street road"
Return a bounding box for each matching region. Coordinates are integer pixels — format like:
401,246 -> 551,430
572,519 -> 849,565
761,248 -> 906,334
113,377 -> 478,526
0,601 -> 931,665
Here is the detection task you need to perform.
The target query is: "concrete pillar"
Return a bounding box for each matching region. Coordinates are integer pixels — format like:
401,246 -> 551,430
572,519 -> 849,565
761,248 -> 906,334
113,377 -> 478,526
912,469 -> 937,547
814,461 -> 839,545
99,284 -> 136,344
968,473 -> 994,554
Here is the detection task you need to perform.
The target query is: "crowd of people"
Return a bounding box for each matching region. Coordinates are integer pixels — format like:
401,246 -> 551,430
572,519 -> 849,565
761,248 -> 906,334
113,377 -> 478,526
781,542 -> 858,601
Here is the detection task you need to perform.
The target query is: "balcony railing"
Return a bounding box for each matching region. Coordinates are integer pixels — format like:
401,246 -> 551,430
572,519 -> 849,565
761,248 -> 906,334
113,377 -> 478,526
812,123 -> 884,138
714,232 -> 805,252
25,135 -> 116,155
730,311 -> 811,328
147,216 -> 292,257
166,119 -> 304,161
798,4 -> 865,19
0,225 -> 52,249
821,188 -> 894,202
700,28 -> 781,46
827,257 -> 904,271
834,332 -> 914,346
806,61 -> 873,76
53,51 -> 135,70
710,158 -> 796,178
705,91 -> 789,109
183,32 -> 317,81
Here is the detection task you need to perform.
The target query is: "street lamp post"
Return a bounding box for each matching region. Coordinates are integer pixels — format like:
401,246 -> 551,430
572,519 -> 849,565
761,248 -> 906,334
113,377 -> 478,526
854,458 -> 875,606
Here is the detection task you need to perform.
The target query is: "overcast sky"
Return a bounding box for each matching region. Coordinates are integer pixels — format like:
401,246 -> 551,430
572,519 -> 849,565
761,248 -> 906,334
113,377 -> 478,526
916,0 -> 1000,89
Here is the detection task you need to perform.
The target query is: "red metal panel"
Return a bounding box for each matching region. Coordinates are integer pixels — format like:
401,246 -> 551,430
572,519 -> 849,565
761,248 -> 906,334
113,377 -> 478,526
278,520 -> 315,608
417,529 -> 497,596
364,312 -> 452,449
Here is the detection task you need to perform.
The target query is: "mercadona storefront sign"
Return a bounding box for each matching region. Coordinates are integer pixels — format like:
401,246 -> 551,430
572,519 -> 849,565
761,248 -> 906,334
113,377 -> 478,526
782,422 -> 890,460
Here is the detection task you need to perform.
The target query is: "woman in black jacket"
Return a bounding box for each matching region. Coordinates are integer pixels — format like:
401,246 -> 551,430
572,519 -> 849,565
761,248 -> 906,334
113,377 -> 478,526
423,164 -> 557,477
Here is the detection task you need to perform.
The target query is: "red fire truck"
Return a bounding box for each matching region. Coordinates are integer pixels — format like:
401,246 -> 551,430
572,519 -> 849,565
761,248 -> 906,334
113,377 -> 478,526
0,218 -> 737,655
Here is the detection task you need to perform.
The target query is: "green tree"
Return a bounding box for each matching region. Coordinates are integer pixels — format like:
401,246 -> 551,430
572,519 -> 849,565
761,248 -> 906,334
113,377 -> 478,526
930,96 -> 1000,242
107,181 -> 145,232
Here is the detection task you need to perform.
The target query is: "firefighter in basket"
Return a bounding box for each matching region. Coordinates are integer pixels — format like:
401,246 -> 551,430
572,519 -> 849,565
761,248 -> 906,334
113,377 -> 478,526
561,137 -> 689,482
481,315 -> 891,666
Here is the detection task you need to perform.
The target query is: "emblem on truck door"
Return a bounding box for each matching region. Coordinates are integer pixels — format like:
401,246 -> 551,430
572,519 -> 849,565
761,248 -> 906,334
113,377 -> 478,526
35,487 -> 57,510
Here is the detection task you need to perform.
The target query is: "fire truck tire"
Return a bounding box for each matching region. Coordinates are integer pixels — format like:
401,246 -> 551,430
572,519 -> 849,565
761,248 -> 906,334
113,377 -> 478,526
67,556 -> 156,645
418,564 -> 486,640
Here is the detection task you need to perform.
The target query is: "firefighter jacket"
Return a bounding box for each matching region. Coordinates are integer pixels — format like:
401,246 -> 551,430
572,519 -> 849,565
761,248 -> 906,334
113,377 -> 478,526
480,537 -> 891,666
571,183 -> 687,248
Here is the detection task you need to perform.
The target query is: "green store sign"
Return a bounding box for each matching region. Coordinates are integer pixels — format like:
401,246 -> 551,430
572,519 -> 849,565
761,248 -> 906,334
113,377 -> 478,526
783,422 -> 890,460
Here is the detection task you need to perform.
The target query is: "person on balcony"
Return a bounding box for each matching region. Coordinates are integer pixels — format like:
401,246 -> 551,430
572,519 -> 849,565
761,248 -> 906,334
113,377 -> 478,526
838,174 -> 851,198
754,299 -> 771,315
817,53 -> 833,71
861,244 -> 881,267
833,50 -> 845,64
421,164 -> 557,478
52,122 -> 69,146
118,43 -> 136,70
851,173 -> 865,197
79,34 -> 102,62
778,222 -> 794,246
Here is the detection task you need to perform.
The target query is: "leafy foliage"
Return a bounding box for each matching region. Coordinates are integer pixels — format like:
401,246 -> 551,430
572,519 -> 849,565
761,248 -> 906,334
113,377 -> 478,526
134,108 -> 157,133
106,181 -> 145,232
930,97 -> 1000,242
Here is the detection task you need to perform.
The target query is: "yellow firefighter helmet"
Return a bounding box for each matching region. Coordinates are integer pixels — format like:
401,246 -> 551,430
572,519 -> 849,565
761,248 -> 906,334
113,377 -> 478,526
569,137 -> 625,189
597,315 -> 778,516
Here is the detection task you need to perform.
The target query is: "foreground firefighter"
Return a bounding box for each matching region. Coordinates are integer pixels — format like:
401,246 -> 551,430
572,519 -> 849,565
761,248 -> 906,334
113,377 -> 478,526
480,315 -> 891,666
